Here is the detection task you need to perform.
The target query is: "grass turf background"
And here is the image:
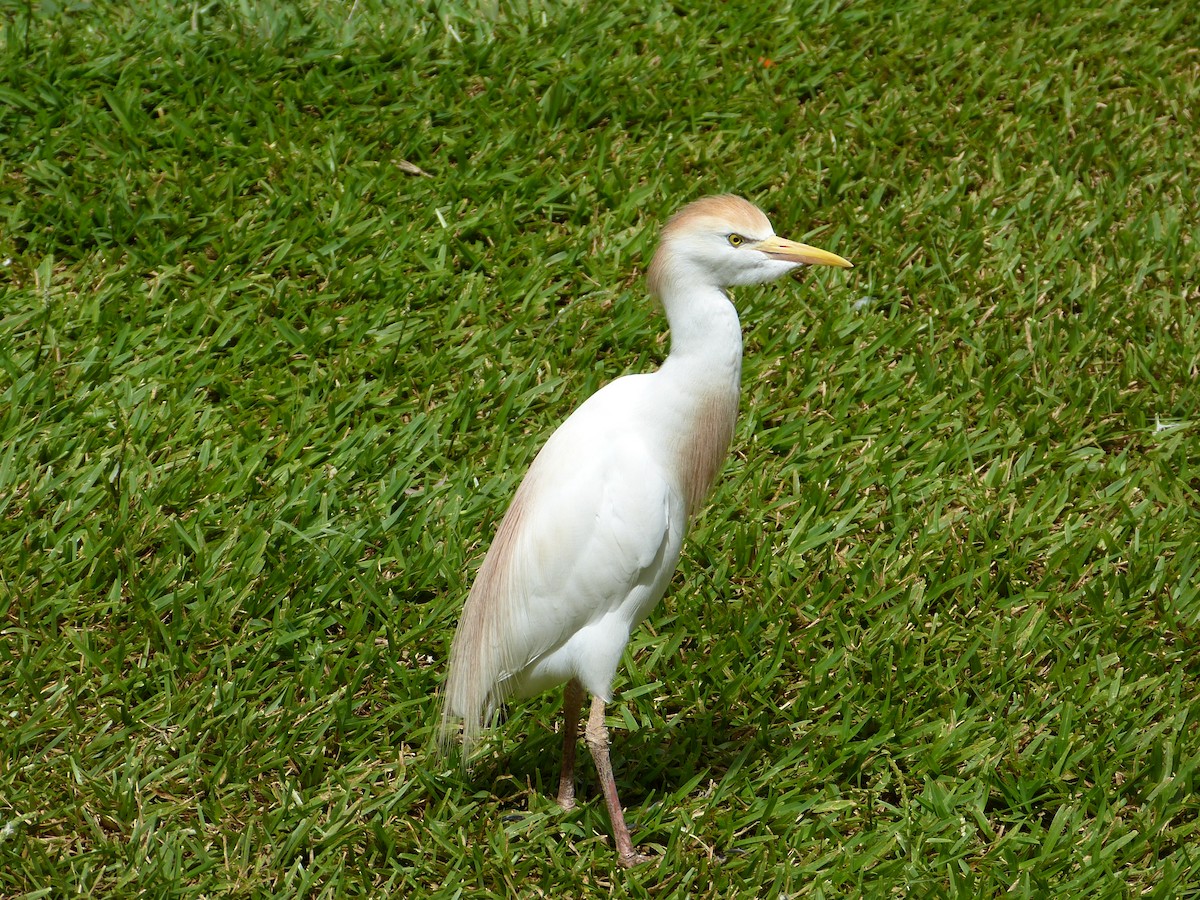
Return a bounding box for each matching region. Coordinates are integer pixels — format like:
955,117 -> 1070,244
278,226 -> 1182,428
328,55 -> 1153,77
1,0 -> 1198,896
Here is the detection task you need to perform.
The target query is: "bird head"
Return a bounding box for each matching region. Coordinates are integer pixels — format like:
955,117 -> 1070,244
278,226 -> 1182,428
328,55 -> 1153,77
647,195 -> 851,297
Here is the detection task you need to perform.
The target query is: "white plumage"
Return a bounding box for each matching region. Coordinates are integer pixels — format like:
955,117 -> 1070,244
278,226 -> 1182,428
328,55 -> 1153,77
440,195 -> 851,866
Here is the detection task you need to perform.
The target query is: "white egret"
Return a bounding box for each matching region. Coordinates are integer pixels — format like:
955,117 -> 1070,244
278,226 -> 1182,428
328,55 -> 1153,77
440,195 -> 852,866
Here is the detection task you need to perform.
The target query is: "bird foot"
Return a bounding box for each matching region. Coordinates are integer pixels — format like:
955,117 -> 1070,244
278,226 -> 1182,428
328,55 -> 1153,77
618,850 -> 654,869
557,795 -> 576,811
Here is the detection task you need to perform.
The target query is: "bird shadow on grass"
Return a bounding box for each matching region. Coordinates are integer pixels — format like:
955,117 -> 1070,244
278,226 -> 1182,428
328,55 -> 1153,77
485,703 -> 777,810
445,703 -> 800,869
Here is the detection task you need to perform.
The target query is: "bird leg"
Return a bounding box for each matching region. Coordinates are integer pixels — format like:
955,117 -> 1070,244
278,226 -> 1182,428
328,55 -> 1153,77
584,696 -> 650,868
556,678 -> 583,809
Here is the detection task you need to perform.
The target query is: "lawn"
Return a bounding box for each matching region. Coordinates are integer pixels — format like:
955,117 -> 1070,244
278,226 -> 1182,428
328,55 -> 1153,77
1,0 -> 1198,896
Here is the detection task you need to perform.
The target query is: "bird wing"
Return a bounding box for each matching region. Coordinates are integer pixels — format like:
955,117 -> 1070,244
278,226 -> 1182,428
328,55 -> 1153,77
504,415 -> 679,667
441,378 -> 684,754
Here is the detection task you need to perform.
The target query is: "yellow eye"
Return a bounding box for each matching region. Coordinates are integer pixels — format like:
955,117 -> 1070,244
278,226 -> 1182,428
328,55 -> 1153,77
728,234 -> 744,247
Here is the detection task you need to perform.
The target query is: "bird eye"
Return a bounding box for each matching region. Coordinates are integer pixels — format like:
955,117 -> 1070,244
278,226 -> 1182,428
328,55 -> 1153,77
728,234 -> 744,247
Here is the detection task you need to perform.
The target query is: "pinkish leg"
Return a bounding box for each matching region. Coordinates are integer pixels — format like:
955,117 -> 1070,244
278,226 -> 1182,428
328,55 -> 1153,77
584,696 -> 651,867
557,678 -> 583,809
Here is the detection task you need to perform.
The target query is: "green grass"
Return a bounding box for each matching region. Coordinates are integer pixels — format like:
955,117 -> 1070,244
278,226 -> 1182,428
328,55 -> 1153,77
1,0 -> 1198,895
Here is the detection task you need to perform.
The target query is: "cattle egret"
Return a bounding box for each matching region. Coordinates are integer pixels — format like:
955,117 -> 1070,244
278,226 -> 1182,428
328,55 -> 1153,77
440,195 -> 852,866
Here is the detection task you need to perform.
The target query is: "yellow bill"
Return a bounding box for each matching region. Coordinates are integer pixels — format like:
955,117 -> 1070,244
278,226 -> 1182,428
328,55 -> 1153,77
756,234 -> 853,268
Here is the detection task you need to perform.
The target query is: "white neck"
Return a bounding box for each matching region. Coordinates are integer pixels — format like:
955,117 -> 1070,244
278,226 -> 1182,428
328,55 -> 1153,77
649,279 -> 743,518
659,282 -> 743,386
